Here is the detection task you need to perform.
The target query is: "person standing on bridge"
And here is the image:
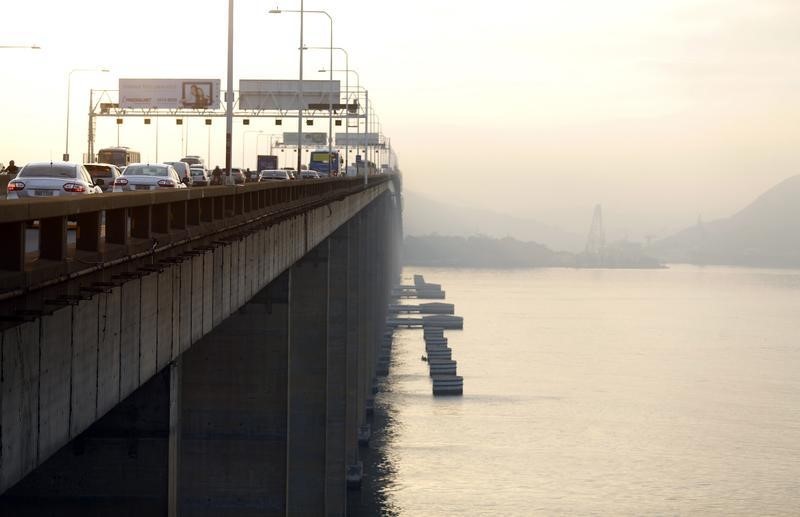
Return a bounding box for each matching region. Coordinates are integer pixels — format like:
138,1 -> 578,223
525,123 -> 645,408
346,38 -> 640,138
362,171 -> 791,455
3,160 -> 20,176
211,165 -> 222,185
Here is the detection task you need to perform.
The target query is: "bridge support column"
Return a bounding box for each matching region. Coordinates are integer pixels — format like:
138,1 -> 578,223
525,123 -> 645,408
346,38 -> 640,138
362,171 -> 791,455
326,225 -> 349,515
345,216 -> 362,481
179,270 -> 290,516
286,240 -> 329,515
357,212 -> 370,434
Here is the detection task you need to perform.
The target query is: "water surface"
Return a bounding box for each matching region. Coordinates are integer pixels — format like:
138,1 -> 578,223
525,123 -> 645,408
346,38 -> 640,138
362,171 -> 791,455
351,265 -> 800,516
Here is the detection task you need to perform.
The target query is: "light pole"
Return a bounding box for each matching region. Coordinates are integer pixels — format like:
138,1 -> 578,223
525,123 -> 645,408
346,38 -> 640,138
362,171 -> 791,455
225,0 -> 234,181
320,68 -> 360,174
269,7 -> 334,173
262,134 -> 281,155
242,129 -> 263,168
268,3 -> 305,173
309,46 -> 349,170
65,67 -> 109,162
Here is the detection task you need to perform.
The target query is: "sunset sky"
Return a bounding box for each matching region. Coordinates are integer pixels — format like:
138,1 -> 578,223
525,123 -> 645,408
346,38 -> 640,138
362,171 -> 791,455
2,0 -> 799,240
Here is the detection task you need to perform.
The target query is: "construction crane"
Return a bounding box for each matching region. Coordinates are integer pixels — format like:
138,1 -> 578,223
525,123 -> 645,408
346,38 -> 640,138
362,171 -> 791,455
584,204 -> 606,260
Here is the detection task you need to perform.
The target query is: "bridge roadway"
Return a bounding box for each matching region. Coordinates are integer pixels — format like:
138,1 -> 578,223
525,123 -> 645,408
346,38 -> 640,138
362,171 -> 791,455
0,175 -> 402,515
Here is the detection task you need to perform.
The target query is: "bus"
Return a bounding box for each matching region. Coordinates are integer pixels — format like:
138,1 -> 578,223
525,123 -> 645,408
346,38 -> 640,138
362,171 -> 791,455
309,149 -> 341,177
348,158 -> 377,177
97,147 -> 141,168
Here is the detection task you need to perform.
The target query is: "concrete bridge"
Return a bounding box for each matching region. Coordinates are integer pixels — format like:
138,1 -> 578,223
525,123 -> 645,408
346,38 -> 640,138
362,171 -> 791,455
0,175 -> 402,515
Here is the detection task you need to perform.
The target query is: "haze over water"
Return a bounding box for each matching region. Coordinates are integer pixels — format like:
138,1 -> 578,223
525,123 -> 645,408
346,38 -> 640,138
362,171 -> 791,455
352,265 -> 800,515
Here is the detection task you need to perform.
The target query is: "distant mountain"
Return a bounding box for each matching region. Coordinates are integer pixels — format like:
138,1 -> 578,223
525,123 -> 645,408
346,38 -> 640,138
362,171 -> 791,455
402,190 -> 584,252
403,235 -> 572,268
650,175 -> 800,267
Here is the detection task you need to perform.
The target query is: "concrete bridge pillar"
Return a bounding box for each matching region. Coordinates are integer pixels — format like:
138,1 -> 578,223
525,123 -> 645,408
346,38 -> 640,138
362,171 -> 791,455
326,225 -> 349,515
357,212 -> 371,427
178,270 -> 290,516
345,216 -> 362,476
286,241 -> 329,515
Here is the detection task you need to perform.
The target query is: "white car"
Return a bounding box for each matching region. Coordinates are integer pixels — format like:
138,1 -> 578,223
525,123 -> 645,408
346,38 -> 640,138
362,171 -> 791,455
259,169 -> 292,181
299,170 -> 321,180
189,166 -> 209,186
113,163 -> 187,191
6,162 -> 103,199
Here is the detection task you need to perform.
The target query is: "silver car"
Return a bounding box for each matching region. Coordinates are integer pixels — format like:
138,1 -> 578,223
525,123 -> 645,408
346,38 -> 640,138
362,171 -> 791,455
6,162 -> 103,199
259,169 -> 292,181
84,162 -> 122,192
113,163 -> 187,192
230,167 -> 246,184
299,170 -> 320,180
189,166 -> 209,186
164,161 -> 194,187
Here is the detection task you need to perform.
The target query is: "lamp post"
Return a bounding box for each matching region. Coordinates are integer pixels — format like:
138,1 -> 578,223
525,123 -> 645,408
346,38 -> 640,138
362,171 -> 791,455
308,46 -> 349,170
320,68 -> 360,175
242,129 -> 263,169
261,134 -> 281,155
65,67 -> 109,162
225,0 -> 234,180
269,6 -> 334,173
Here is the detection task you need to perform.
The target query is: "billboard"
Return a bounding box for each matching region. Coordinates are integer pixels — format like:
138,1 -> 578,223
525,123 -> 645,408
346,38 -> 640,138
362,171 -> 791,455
335,132 -> 380,146
119,79 -> 221,109
283,132 -> 328,146
239,80 -> 340,111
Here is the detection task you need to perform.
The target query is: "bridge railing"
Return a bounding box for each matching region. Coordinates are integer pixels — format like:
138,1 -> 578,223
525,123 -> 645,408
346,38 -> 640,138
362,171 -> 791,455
0,176 -> 389,286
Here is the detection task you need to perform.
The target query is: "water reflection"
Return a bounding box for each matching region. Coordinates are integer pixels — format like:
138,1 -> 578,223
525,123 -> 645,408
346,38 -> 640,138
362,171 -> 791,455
349,265 -> 800,515
348,374 -> 401,516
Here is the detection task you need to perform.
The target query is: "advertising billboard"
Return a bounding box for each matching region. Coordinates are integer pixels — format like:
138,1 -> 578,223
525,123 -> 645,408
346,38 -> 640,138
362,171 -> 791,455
335,132 -> 380,146
119,79 -> 221,109
282,132 -> 328,146
239,80 -> 340,111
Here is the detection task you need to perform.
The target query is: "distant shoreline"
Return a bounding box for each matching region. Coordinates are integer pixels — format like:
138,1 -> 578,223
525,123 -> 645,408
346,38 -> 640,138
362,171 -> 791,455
401,262 -> 668,270
402,234 -> 664,270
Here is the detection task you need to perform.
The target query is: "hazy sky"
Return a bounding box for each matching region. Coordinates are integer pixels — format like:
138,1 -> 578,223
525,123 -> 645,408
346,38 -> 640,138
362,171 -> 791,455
2,0 -> 799,240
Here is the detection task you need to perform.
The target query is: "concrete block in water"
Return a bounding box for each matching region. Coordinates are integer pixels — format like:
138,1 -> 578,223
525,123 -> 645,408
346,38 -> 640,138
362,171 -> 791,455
426,348 -> 452,360
423,315 -> 463,329
428,359 -> 457,376
425,337 -> 448,346
432,375 -> 463,396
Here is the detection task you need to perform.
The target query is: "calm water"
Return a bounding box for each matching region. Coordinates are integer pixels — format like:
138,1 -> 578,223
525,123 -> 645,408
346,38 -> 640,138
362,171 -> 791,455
350,265 -> 800,516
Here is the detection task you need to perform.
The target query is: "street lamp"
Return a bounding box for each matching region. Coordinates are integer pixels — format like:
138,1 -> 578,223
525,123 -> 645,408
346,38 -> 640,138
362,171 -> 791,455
260,134 -> 281,155
65,67 -> 109,161
320,68 -> 366,184
308,46 -> 349,169
269,6 -> 334,173
242,129 -> 263,168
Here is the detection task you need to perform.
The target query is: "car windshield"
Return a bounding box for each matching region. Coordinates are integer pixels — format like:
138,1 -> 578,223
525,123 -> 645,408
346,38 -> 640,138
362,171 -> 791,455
124,165 -> 168,177
85,165 -> 115,178
190,170 -> 205,176
19,164 -> 76,178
